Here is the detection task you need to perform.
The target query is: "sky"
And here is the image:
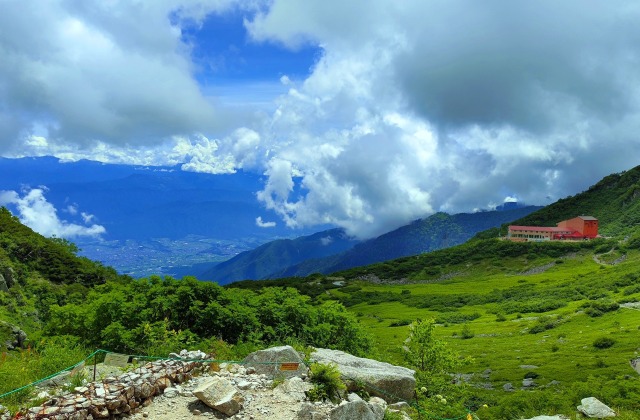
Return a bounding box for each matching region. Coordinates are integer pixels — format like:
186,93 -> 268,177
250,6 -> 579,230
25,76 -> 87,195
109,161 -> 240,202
2,0 -> 640,239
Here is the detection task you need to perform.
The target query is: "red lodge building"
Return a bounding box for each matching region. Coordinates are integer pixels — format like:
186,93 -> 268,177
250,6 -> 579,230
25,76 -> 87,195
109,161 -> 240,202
507,216 -> 598,242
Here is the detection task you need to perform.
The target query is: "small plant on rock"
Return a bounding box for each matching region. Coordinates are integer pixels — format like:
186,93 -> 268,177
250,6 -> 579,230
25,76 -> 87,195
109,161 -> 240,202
306,362 -> 346,403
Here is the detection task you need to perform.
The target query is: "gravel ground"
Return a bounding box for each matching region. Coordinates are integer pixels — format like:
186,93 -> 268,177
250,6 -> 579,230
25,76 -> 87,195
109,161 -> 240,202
125,369 -> 335,420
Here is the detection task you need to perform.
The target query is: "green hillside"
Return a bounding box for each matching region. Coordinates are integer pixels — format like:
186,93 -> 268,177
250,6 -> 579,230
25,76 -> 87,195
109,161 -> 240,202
3,164 -> 640,419
276,206 -> 541,278
0,207 -> 370,414
228,167 -> 640,419
475,164 -> 640,240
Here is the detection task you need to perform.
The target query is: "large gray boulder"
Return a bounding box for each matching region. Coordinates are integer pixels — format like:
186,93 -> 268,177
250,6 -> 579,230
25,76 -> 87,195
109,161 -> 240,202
630,357 -> 640,375
577,397 -> 616,418
242,345 -> 308,378
330,398 -> 384,420
311,348 -> 415,403
193,376 -> 244,416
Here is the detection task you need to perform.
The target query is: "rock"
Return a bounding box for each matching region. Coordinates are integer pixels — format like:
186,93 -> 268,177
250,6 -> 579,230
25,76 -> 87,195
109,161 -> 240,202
163,387 -> 179,398
193,376 -> 244,416
298,402 -> 326,419
311,348 -> 415,403
242,345 -> 308,379
503,382 -> 515,391
522,416 -> 569,420
329,399 -> 384,420
0,267 -> 15,291
630,357 -> 640,375
274,377 -> 312,402
368,397 -> 386,419
522,378 -> 536,388
577,397 -> 616,418
388,401 -> 410,411
0,321 -> 28,351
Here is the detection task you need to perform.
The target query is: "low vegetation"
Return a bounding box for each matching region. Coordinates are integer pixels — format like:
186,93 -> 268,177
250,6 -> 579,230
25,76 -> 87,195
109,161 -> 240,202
3,165 -> 640,418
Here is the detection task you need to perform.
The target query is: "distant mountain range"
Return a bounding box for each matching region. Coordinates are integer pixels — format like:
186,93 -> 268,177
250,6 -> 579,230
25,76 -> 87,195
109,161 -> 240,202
0,157 -> 323,276
0,157 -> 542,280
198,206 -> 541,284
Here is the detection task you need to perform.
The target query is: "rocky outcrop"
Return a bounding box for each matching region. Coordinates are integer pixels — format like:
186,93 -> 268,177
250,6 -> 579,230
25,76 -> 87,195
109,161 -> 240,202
577,397 -> 616,418
242,345 -> 309,378
0,320 -> 27,350
311,348 -> 416,403
0,266 -> 15,291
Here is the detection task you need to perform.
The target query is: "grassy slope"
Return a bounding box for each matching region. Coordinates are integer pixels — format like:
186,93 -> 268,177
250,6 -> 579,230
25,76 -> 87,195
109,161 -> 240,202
326,241 -> 640,416
475,164 -> 640,240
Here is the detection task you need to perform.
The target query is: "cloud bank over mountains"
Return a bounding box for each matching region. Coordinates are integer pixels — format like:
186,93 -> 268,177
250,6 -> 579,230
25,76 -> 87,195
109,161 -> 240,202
2,1 -> 640,238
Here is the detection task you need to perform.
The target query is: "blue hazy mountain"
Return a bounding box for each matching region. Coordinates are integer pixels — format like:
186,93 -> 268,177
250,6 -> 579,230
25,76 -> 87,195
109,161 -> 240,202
194,228 -> 360,284
198,206 -> 541,284
0,157 -> 320,276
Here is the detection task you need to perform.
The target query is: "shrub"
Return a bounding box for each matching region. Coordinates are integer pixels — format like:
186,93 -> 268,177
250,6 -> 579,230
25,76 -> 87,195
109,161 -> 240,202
582,300 -> 620,317
389,319 -> 412,327
306,362 -> 346,403
529,315 -> 563,334
435,312 -> 481,324
593,337 -> 615,349
460,324 -> 475,339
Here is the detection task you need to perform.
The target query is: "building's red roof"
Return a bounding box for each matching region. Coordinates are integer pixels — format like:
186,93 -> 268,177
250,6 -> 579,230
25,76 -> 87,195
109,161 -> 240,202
508,225 -> 573,233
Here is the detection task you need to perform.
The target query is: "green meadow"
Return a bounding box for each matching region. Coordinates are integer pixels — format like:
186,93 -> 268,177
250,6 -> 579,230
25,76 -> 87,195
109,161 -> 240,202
328,241 -> 640,418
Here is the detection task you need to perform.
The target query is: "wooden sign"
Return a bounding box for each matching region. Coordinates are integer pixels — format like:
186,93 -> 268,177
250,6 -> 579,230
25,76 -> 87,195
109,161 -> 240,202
104,353 -> 131,367
279,363 -> 300,371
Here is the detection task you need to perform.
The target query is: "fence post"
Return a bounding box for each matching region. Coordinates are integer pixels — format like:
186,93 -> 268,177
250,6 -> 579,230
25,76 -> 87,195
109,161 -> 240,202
93,350 -> 98,382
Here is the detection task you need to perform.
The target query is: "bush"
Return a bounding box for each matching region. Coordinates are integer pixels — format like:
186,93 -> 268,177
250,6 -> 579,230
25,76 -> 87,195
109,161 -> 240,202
435,312 -> 481,324
389,319 -> 412,327
593,337 -> 616,349
460,324 -> 475,339
581,300 -> 620,317
306,362 -> 346,403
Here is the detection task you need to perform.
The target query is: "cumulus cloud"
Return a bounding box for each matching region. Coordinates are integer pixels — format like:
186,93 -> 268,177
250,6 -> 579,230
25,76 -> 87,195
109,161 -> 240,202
244,0 -> 640,237
3,1 -> 640,239
0,188 -> 106,238
0,0 -> 243,155
255,216 -> 276,228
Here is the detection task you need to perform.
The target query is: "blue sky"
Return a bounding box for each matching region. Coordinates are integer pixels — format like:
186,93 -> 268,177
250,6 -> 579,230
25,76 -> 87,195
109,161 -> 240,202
1,1 -> 640,238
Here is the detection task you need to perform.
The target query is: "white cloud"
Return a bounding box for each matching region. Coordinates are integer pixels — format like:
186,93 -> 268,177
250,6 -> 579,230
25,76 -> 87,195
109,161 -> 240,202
0,188 -> 106,238
243,0 -> 640,237
3,1 -> 640,239
0,0 -> 244,155
320,236 -> 333,246
255,216 -> 276,228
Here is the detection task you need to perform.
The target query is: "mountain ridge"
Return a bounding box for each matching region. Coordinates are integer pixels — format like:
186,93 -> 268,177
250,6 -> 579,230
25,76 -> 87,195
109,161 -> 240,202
201,206 -> 541,284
